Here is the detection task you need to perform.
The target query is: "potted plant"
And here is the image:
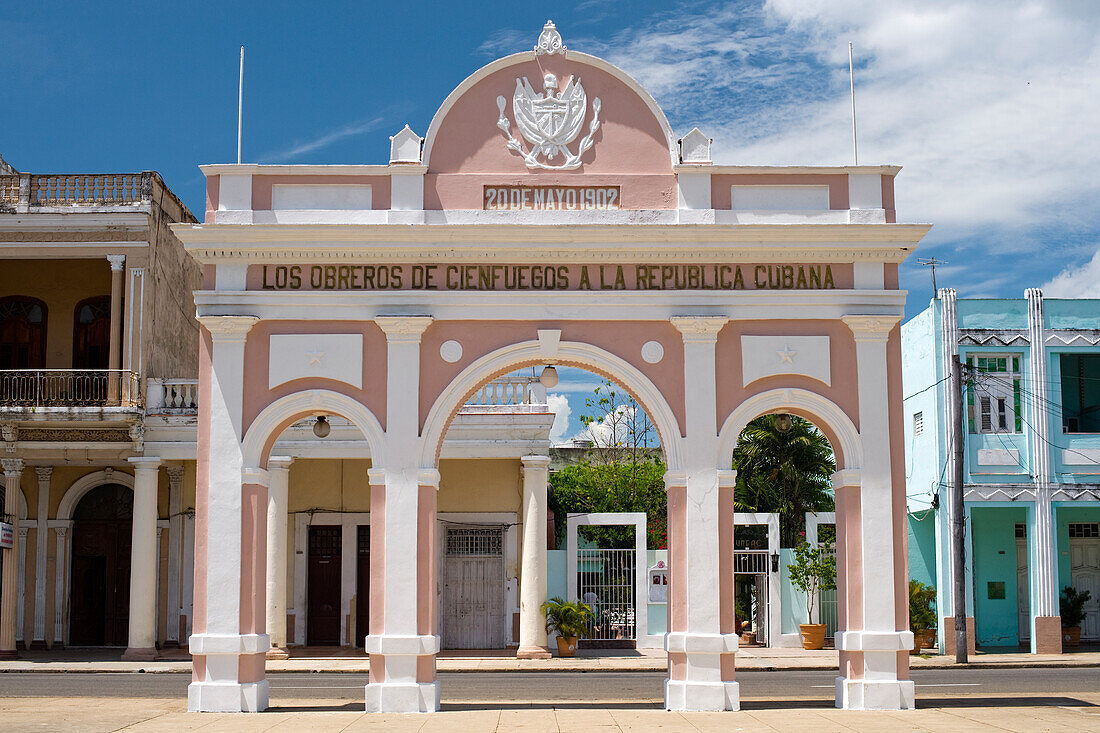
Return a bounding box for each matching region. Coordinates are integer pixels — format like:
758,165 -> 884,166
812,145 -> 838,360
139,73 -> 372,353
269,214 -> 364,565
909,580 -> 938,654
787,540 -> 837,650
541,596 -> 594,657
1061,585 -> 1092,648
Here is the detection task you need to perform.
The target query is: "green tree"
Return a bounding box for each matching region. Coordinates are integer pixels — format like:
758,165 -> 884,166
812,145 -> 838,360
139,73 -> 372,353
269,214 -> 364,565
732,414 -> 835,547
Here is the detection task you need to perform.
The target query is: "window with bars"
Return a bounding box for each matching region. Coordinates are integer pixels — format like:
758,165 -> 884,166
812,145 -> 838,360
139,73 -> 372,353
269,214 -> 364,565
913,411 -> 924,436
1068,523 -> 1099,538
967,354 -> 1022,434
446,527 -> 503,556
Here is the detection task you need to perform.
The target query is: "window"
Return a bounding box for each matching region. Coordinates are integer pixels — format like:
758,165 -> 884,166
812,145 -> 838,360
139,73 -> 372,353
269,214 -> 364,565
0,296 -> 47,369
1068,523 -> 1099,538
1015,523 -> 1027,538
967,354 -> 1022,434
913,411 -> 924,436
1060,354 -> 1100,434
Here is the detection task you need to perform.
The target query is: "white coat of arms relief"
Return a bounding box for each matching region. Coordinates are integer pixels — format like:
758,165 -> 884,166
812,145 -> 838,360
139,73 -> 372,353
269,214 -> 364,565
495,22 -> 602,170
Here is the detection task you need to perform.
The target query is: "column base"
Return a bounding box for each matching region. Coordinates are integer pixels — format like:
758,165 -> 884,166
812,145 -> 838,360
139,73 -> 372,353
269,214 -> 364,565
266,647 -> 290,660
122,647 -> 158,661
0,649 -> 18,660
365,681 -> 440,713
835,677 -> 915,710
665,680 -> 740,711
516,645 -> 551,659
29,640 -> 47,650
942,616 -> 976,656
188,680 -> 270,712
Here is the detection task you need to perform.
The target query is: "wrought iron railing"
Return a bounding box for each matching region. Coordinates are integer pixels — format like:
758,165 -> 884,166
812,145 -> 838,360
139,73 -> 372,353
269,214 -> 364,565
0,370 -> 141,408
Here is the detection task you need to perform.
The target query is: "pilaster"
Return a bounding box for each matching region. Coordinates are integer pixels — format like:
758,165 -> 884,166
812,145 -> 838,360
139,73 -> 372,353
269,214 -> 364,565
165,465 -> 185,647
266,456 -> 293,658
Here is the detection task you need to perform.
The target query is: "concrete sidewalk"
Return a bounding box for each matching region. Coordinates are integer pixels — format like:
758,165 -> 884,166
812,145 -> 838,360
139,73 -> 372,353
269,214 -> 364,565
2,645 -> 1099,674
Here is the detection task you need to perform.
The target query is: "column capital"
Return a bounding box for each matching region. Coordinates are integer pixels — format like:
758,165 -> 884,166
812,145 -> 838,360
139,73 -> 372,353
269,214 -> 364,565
128,456 -> 163,472
165,465 -> 185,485
375,315 -> 433,342
197,315 -> 259,342
663,469 -> 688,490
17,526 -> 29,538
841,314 -> 900,342
670,316 -> 728,342
367,467 -> 387,486
520,455 -> 551,469
267,456 -> 294,472
1,457 -> 24,477
418,468 -> 441,488
34,466 -> 53,483
53,526 -> 68,539
242,466 -> 270,487
717,469 -> 737,488
107,254 -> 126,271
831,468 -> 861,490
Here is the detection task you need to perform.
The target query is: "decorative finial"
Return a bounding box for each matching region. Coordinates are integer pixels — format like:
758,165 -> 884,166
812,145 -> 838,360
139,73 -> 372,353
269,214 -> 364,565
535,20 -> 565,55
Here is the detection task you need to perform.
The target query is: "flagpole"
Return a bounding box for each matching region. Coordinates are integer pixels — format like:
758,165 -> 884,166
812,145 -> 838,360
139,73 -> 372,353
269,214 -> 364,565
849,41 -> 858,165
237,46 -> 244,165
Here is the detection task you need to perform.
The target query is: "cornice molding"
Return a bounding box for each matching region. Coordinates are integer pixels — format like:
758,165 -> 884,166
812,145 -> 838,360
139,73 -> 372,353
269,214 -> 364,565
197,315 -> 259,341
842,314 -> 901,341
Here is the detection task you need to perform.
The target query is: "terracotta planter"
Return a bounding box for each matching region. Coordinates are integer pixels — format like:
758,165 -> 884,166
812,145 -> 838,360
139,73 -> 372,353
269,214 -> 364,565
910,629 -> 936,655
799,624 -> 827,650
1063,627 -> 1082,648
740,631 -> 757,646
556,635 -> 578,657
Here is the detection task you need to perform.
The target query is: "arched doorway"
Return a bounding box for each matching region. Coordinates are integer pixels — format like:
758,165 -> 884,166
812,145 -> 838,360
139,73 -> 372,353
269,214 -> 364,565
73,296 -> 111,369
69,484 -> 133,646
0,296 -> 47,368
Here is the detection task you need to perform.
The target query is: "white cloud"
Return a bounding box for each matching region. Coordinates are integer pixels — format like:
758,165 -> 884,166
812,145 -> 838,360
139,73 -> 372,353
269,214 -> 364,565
1041,249 -> 1100,298
261,117 -> 386,161
547,393 -> 573,445
571,404 -> 635,446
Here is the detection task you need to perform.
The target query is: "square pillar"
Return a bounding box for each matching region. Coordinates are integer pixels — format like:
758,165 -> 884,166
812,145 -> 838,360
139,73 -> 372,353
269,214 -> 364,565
266,456 -> 293,658
1027,497 -> 1062,654
164,465 -> 185,648
188,315 -> 270,713
365,316 -> 439,713
517,455 -> 551,659
665,317 -> 739,712
836,315 -> 914,711
123,456 -> 162,660
0,458 -> 24,659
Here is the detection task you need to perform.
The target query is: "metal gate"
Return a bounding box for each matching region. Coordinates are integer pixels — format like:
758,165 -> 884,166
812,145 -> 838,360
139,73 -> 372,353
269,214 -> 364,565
733,550 -> 769,644
577,548 -> 636,641
819,544 -> 838,637
441,526 -> 506,649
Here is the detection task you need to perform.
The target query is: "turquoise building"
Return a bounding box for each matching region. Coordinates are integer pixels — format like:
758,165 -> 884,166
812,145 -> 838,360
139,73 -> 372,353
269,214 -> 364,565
903,289 -> 1100,654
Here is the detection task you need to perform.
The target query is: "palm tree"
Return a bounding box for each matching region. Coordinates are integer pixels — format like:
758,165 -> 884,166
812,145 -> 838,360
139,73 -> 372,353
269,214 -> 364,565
732,414 -> 836,547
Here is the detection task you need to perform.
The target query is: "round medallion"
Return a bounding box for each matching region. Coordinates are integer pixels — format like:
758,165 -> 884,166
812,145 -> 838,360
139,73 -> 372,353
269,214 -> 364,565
439,340 -> 463,363
641,340 -> 664,364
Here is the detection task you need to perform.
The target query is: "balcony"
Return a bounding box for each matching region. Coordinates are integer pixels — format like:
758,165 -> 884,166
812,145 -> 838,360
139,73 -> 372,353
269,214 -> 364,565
0,370 -> 141,409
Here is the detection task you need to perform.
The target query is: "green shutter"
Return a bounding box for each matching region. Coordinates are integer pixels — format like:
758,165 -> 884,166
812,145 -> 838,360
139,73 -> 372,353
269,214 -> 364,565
1013,379 -> 1022,432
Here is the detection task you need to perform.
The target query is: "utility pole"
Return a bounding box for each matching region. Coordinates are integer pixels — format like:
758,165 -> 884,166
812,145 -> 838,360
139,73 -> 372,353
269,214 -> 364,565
950,354 -> 968,663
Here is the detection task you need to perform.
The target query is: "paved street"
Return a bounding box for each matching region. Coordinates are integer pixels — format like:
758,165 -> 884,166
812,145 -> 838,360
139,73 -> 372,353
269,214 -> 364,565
1,668 -> 1099,730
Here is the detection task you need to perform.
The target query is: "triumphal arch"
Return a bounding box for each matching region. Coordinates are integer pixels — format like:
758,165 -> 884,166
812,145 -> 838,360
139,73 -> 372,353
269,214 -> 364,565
176,22 -> 928,715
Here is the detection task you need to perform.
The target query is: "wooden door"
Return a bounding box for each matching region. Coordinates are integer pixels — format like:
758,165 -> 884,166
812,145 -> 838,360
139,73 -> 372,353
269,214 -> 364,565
355,525 -> 369,647
72,297 -> 111,369
0,297 -> 46,369
70,519 -> 131,646
1069,529 -> 1100,640
441,526 -> 505,649
307,525 -> 342,646
1016,538 -> 1029,642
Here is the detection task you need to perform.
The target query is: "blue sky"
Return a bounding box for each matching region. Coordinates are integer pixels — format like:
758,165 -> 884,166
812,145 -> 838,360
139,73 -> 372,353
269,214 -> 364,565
5,1 -> 1099,441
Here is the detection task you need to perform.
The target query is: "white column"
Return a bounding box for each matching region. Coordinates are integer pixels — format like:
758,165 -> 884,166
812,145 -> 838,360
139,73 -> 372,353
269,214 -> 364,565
53,525 -> 70,647
517,455 -> 551,659
836,315 -> 914,710
188,314 -> 269,714
165,465 -> 184,647
123,456 -> 161,660
266,456 -> 292,658
1,458 -> 24,658
365,316 -> 439,714
107,255 -> 126,402
665,317 -> 739,712
16,526 -> 27,648
1025,288 -> 1061,653
32,466 -> 50,648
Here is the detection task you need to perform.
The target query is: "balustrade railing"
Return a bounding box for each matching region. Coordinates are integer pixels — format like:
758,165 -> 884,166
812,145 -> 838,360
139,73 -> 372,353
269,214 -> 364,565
146,379 -> 199,412
466,376 -> 546,406
0,173 -> 150,209
0,370 -> 140,408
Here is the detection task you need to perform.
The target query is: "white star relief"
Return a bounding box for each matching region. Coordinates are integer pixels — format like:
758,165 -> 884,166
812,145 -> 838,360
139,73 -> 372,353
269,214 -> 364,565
306,349 -> 325,365
777,344 -> 797,364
